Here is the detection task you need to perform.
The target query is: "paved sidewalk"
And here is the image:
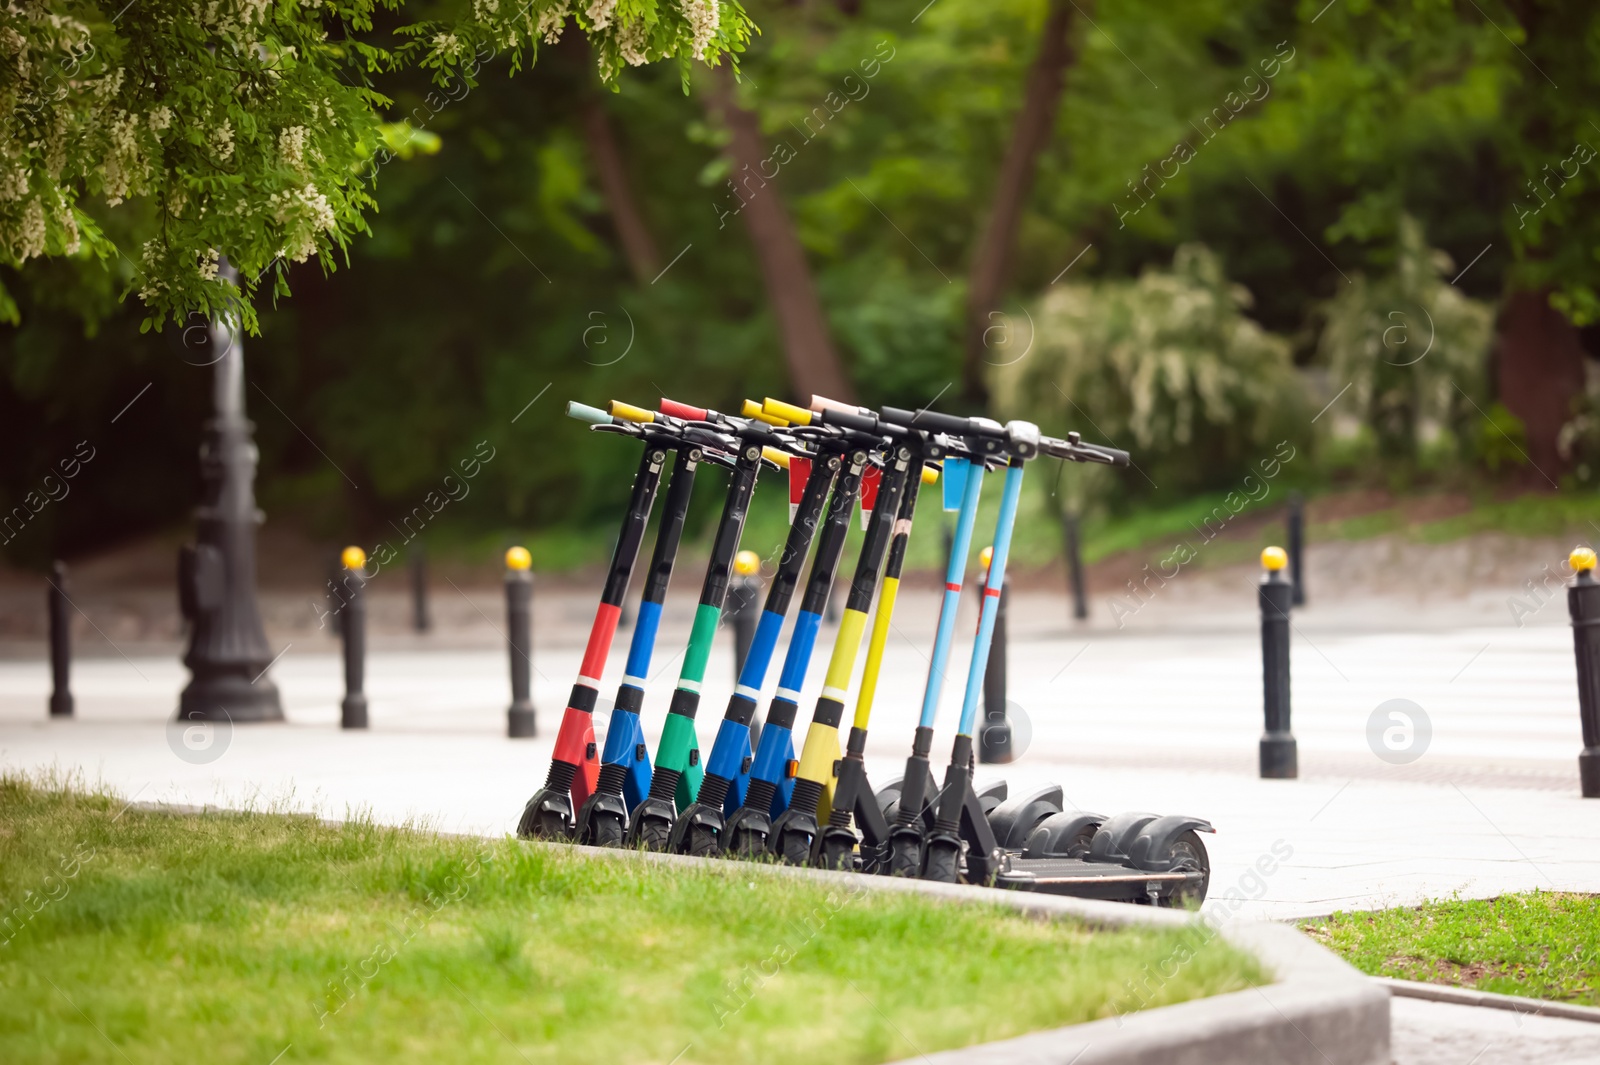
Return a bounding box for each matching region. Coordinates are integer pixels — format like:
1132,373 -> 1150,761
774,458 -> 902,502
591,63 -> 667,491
1390,997 -> 1600,1065
1,587 -> 1596,923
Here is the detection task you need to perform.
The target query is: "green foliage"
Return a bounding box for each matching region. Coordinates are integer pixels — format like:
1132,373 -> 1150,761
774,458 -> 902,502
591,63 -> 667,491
0,0 -> 752,334
1306,890 -> 1600,1005
993,244 -> 1307,507
1316,216 -> 1494,464
0,777 -> 1263,1064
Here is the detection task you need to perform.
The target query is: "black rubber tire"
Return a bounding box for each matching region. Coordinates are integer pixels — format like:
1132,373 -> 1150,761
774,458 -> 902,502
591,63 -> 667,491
634,815 -> 671,852
817,837 -> 854,872
1155,830 -> 1211,908
727,827 -> 765,859
922,843 -> 959,884
775,829 -> 811,866
888,837 -> 921,877
589,811 -> 625,849
683,823 -> 720,858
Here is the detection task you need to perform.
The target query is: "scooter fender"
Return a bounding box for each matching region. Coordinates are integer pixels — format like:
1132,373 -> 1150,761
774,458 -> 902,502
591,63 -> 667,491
1087,811 -> 1160,865
1127,815 -> 1216,872
573,788 -> 630,845
1020,810 -> 1107,859
975,779 -> 1009,816
989,785 -> 1066,849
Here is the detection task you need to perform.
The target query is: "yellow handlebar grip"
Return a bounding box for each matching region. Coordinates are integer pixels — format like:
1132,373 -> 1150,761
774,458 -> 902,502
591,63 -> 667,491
763,398 -> 813,426
608,400 -> 655,424
742,399 -> 788,426
762,447 -> 791,469
921,463 -> 939,485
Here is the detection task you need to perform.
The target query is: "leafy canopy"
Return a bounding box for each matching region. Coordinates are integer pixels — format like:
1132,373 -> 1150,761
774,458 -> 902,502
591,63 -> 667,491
0,0 -> 751,332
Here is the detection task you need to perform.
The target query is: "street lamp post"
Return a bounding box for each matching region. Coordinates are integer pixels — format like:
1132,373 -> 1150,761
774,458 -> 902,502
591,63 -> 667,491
176,263 -> 284,723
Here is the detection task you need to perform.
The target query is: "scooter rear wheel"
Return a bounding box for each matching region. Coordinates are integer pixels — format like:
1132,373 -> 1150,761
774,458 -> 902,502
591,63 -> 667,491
521,806 -> 569,840
1155,829 -> 1210,908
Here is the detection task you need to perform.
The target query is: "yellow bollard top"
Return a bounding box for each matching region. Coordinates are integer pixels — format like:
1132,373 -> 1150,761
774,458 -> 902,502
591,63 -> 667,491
1573,546 -> 1597,573
734,550 -> 761,576
341,546 -> 367,571
1261,546 -> 1288,571
979,545 -> 993,568
505,546 -> 532,571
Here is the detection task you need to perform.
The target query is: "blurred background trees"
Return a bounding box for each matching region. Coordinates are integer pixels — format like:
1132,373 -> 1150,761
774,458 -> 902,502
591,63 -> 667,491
3,0 -> 1596,570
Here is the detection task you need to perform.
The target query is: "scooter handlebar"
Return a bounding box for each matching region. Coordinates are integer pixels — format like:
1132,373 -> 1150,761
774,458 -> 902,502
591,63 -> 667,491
567,401 -> 613,425
1042,435 -> 1131,467
878,405 -> 1009,440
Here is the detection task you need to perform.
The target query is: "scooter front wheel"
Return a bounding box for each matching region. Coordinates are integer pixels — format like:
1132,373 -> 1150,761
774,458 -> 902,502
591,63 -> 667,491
775,829 -> 811,867
815,836 -> 854,872
634,814 -> 672,851
921,841 -> 959,884
888,836 -> 921,877
589,810 -> 626,848
682,822 -> 720,857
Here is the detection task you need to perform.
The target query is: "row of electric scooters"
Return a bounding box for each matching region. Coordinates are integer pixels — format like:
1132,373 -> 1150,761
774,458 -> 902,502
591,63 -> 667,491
516,395 -> 1214,905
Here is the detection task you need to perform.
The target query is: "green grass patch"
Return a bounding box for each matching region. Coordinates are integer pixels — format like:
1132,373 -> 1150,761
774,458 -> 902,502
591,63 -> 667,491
0,778 -> 1261,1065
1303,891 -> 1600,1005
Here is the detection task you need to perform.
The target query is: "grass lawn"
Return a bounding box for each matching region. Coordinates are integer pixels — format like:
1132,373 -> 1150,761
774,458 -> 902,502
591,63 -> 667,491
1303,891 -> 1600,1005
0,779 -> 1262,1065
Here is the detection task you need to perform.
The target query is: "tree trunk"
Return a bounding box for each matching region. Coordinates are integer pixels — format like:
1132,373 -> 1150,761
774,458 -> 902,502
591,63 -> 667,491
580,98 -> 661,286
705,67 -> 854,404
1495,287 -> 1585,479
962,0 -> 1084,406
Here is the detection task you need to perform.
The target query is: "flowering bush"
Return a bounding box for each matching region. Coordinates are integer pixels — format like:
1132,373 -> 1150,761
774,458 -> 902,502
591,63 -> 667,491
992,244 -> 1308,505
0,0 -> 751,332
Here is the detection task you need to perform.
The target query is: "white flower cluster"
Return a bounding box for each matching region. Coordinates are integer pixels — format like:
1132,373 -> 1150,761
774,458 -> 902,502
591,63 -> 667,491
586,0 -> 617,31
270,183 -> 338,262
472,0 -> 499,19
213,118 -> 235,162
14,198 -> 47,261
199,247 -> 221,281
538,1 -> 571,43
680,0 -> 719,61
279,125 -> 308,170
148,106 -> 174,133
0,161 -> 27,202
432,32 -> 462,62
616,19 -> 649,66
102,110 -> 147,206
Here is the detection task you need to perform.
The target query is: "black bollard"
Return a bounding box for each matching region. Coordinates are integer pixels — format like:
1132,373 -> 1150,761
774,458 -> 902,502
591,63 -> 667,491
339,547 -> 369,729
1567,547 -> 1600,798
410,546 -> 431,633
48,561 -> 73,718
979,568 -> 1013,764
1063,510 -> 1088,621
1287,491 -> 1306,607
1258,546 -> 1296,778
505,546 -> 536,738
325,549 -> 345,637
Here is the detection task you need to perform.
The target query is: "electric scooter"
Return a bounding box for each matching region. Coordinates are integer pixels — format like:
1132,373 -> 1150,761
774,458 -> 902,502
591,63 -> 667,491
627,408 -> 785,849
668,414 -> 886,855
517,402 -> 734,838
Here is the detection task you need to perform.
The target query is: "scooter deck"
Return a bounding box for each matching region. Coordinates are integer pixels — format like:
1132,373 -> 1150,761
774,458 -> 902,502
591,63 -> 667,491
996,859 -> 1199,900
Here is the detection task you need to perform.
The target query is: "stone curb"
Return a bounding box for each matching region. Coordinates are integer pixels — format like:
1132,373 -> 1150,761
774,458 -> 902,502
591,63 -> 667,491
1378,976 -> 1600,1025
130,800 -> 1391,1064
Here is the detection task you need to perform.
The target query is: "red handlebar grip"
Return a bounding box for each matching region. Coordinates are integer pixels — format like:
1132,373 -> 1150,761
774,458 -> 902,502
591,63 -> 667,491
659,398 -> 708,421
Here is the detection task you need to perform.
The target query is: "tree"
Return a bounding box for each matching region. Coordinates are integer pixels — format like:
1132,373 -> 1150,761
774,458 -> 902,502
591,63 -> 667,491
0,0 -> 752,332
961,0 -> 1083,406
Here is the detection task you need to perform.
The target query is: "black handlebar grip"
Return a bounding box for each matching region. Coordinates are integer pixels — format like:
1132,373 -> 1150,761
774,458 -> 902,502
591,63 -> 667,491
816,407 -> 886,435
878,405 -> 993,437
1080,442 -> 1131,467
